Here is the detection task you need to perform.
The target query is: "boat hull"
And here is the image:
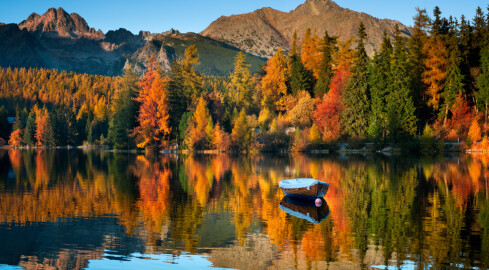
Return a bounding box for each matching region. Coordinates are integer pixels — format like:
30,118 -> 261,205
279,196 -> 329,223
279,179 -> 329,199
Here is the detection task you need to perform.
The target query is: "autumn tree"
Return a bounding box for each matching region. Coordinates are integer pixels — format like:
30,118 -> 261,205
213,123 -> 230,151
313,68 -> 349,141
261,49 -> 289,112
185,96 -> 214,150
300,28 -> 322,80
133,66 -> 171,150
288,90 -> 315,128
35,106 -> 55,147
342,22 -> 371,137
228,52 -> 255,109
468,118 -> 482,142
449,92 -> 473,137
231,109 -> 252,151
8,129 -> 22,147
180,44 -> 203,103
423,36 -> 448,111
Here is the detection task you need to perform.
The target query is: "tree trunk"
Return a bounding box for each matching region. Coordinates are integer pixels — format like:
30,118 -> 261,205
443,104 -> 448,127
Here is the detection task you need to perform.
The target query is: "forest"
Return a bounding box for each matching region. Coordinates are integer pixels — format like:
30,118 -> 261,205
1,6 -> 489,152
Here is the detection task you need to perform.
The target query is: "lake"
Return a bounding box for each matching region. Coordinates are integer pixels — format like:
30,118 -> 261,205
0,149 -> 488,269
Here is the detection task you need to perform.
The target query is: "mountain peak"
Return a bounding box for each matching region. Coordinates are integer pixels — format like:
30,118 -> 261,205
19,7 -> 104,40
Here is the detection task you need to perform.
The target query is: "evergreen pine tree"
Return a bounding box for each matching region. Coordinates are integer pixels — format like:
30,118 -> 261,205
314,31 -> 337,97
0,106 -> 10,140
23,109 -> 36,146
386,26 -> 418,140
368,31 -> 392,139
288,31 -> 313,96
442,40 -> 465,125
477,46 -> 489,126
12,106 -> 24,131
342,22 -> 371,137
108,67 -> 139,149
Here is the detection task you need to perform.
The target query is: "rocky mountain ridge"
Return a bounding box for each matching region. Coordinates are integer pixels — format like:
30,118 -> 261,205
201,0 -> 412,57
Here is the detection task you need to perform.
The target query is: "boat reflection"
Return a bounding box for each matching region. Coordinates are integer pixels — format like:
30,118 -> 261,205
279,196 -> 329,223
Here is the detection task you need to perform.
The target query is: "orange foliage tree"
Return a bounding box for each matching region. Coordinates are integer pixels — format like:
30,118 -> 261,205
185,96 -> 214,150
133,60 -> 171,150
422,36 -> 448,110
313,67 -> 350,141
8,129 -> 22,147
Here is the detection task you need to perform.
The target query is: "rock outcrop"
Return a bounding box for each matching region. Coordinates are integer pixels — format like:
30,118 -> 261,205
201,0 -> 412,57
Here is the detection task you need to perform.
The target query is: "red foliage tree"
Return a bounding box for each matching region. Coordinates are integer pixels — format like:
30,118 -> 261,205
313,67 -> 350,141
449,92 -> 473,138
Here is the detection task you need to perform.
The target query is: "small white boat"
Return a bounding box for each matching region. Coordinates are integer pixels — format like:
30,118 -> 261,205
279,178 -> 329,199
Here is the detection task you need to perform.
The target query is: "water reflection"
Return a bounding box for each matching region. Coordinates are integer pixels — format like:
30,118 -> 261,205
0,150 -> 488,269
279,196 -> 329,223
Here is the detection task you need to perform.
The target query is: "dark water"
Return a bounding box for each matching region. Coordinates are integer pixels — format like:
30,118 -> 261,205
0,149 -> 488,270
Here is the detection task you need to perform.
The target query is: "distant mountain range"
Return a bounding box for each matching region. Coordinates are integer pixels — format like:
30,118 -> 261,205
0,0 -> 412,76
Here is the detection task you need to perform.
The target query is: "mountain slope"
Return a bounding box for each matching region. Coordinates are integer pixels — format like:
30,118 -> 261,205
125,31 -> 265,76
201,0 -> 412,57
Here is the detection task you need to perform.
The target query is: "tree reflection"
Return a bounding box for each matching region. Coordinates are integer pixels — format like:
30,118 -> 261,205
1,150 -> 489,269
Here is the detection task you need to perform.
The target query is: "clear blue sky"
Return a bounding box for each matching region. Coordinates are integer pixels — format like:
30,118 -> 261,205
0,0 -> 487,34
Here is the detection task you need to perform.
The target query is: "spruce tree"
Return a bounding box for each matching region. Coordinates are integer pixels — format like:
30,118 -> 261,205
368,31 -> 392,139
108,67 -> 138,150
23,109 -> 36,146
12,106 -> 24,131
386,26 -> 418,141
0,106 -> 10,140
477,46 -> 489,126
342,22 -> 371,137
314,31 -> 337,97
442,40 -> 465,125
288,31 -> 313,96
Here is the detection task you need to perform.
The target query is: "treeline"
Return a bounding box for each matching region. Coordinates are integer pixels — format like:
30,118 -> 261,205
1,6 -> 489,152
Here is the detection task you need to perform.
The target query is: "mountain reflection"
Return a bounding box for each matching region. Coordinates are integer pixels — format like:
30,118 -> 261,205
0,150 -> 489,269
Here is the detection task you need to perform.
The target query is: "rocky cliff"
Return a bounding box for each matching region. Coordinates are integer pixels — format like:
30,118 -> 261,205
201,0 -> 412,57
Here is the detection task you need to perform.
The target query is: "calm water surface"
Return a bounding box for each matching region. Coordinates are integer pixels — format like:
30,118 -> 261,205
0,149 -> 488,269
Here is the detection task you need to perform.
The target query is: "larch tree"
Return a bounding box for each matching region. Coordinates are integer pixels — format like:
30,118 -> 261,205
300,28 -> 322,80
341,22 -> 371,137
134,69 -> 171,150
261,49 -> 289,112
422,36 -> 448,112
186,96 -> 214,150
180,44 -> 203,103
231,109 -> 252,151
228,52 -> 255,109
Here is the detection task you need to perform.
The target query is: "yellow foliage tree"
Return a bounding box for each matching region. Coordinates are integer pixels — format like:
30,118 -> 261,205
261,49 -> 289,112
309,123 -> 322,144
300,28 -> 322,79
468,118 -> 482,142
287,90 -> 315,128
186,97 -> 213,150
